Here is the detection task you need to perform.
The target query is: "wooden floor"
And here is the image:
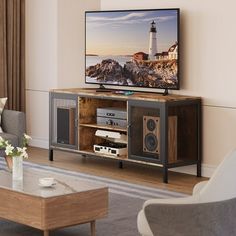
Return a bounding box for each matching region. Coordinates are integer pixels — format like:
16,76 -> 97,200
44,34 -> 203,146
27,147 -> 207,195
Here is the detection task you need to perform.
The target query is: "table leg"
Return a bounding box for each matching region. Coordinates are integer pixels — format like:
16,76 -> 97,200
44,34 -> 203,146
90,220 -> 96,236
44,230 -> 49,236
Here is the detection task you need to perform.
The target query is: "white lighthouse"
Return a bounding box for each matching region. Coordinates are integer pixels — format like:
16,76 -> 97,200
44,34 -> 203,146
148,21 -> 157,60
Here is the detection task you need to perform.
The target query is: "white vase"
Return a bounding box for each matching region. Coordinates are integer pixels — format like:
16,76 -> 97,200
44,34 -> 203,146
12,179 -> 23,191
12,156 -> 23,181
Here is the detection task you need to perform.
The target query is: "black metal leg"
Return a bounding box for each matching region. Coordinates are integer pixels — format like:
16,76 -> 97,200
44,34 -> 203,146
197,100 -> 202,178
118,161 -> 123,169
163,167 -> 168,183
49,149 -> 53,161
197,161 -> 202,177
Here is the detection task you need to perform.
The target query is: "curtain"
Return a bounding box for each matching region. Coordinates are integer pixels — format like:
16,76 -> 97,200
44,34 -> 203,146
0,0 -> 25,112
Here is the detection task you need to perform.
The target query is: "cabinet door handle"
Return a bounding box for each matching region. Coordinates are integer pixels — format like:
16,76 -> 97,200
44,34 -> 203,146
75,118 -> 78,128
128,123 -> 132,138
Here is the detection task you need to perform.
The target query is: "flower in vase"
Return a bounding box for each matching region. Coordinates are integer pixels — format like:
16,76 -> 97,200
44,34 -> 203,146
0,133 -> 31,159
17,147 -> 28,159
5,143 -> 14,156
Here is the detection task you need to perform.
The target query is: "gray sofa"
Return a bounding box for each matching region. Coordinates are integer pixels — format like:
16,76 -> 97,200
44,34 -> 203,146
0,109 -> 26,157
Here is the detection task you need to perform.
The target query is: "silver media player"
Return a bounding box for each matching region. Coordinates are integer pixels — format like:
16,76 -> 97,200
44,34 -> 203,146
97,107 -> 127,119
96,107 -> 127,128
97,117 -> 127,127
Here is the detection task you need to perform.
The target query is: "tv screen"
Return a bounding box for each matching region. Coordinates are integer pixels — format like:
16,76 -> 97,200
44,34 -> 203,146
85,8 -> 180,91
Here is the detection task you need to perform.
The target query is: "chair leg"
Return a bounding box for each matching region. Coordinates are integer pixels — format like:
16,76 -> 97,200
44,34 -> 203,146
44,230 -> 49,236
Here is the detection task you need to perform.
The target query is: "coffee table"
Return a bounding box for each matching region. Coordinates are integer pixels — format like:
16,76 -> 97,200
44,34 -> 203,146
0,167 -> 108,236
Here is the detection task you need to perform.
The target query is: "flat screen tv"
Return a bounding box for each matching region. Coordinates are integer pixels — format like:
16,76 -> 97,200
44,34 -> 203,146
85,8 -> 180,92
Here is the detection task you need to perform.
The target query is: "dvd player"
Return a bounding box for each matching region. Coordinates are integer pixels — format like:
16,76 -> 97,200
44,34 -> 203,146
94,142 -> 127,157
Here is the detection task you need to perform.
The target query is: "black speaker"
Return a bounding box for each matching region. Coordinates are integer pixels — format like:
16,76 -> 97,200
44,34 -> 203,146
143,116 -> 160,154
57,107 -> 75,145
143,115 -> 178,162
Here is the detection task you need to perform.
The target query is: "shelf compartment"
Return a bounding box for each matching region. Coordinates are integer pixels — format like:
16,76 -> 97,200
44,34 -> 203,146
79,126 -> 128,157
79,126 -> 104,151
168,104 -> 199,162
80,149 -> 128,160
79,97 -> 127,124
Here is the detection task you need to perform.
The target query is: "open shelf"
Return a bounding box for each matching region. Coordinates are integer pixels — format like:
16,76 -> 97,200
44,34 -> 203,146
80,149 -> 128,160
79,123 -> 127,132
79,96 -> 127,125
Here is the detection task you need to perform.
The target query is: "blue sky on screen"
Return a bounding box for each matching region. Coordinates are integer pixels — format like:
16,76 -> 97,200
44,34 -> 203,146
86,9 -> 178,56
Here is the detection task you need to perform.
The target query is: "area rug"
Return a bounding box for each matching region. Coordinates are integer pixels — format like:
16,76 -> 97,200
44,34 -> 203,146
0,157 -> 188,236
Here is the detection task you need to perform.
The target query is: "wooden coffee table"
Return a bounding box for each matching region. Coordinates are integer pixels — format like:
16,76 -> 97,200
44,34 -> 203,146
0,168 -> 108,236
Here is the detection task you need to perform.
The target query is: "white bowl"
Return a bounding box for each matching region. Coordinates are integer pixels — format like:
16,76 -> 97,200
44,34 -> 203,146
39,177 -> 55,187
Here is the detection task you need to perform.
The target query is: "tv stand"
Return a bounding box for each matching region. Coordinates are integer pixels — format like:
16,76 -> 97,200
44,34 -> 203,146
96,84 -> 112,92
163,89 -> 169,96
49,88 -> 202,183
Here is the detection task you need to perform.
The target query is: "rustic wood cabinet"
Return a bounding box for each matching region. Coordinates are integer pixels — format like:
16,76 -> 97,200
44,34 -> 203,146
49,88 -> 201,183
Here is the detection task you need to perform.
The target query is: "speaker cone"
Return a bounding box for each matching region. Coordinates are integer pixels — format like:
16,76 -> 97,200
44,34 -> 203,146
147,118 -> 156,131
144,133 -> 158,152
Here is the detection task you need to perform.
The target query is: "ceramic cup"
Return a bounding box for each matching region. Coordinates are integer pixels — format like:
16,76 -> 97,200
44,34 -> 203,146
39,177 -> 55,187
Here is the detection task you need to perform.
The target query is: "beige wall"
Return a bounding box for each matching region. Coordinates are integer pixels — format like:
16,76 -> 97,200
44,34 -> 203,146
57,0 -> 99,88
26,0 -> 58,148
25,0 -> 100,148
100,0 -> 236,176
26,0 -> 236,176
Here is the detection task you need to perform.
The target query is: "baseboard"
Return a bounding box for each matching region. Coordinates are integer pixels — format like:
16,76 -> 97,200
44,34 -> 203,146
29,136 -> 49,149
29,137 -> 216,177
170,164 -> 216,178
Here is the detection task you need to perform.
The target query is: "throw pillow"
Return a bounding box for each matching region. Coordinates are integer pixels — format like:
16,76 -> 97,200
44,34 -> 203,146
0,97 -> 7,133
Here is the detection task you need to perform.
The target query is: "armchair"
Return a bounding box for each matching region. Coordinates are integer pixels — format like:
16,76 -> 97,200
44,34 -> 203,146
137,149 -> 236,236
0,109 -> 26,157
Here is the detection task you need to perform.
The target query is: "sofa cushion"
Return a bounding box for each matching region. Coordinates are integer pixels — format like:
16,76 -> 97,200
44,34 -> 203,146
0,98 -> 7,133
0,133 -> 18,147
0,149 -> 5,157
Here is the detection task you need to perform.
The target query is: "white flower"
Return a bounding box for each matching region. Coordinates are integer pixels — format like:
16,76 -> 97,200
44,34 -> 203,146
5,144 -> 14,156
0,136 -> 4,146
17,147 -> 28,159
24,134 -> 31,140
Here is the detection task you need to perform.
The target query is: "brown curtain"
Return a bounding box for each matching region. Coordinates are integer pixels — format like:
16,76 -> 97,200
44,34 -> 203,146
0,0 -> 25,112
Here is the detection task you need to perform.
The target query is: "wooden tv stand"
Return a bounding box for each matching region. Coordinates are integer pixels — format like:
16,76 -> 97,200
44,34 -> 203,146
49,88 -> 202,183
